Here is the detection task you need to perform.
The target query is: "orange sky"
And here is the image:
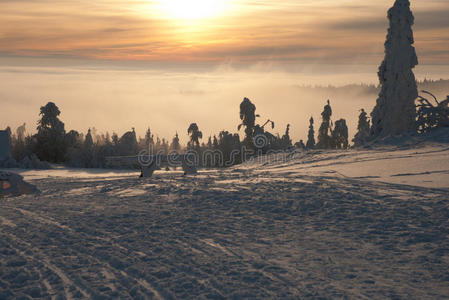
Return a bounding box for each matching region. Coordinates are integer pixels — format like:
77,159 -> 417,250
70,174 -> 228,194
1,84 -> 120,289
1,0 -> 448,143
0,0 -> 448,64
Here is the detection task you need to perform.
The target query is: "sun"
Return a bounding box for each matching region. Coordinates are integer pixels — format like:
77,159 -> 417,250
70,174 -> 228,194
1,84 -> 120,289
159,0 -> 227,20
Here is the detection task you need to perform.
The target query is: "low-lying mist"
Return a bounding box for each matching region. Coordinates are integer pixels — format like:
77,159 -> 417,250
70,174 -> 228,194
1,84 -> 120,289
1,63 -> 448,144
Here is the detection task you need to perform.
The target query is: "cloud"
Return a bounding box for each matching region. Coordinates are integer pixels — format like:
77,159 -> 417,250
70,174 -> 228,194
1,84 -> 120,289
0,0 -> 448,64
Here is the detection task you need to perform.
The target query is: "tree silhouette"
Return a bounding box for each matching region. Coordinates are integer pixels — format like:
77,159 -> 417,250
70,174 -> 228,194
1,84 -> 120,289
306,117 -> 315,149
82,129 -> 95,167
16,123 -> 26,143
188,123 -> 203,148
316,100 -> 333,149
332,119 -> 349,149
353,109 -> 370,146
145,127 -> 154,148
170,132 -> 181,152
371,0 -> 418,137
36,102 -> 66,162
281,124 -> 292,149
118,128 -> 138,156
84,129 -> 94,149
238,98 -> 258,145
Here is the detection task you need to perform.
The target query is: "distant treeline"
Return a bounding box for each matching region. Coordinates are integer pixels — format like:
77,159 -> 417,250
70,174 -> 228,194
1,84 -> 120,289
296,79 -> 449,97
2,79 -> 448,170
2,97 -> 351,169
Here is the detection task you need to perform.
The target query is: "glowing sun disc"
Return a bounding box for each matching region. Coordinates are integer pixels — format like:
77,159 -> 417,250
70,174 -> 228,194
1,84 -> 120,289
159,0 -> 227,20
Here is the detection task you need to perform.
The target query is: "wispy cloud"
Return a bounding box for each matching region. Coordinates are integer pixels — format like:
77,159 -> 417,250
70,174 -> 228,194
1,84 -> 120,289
0,0 -> 447,64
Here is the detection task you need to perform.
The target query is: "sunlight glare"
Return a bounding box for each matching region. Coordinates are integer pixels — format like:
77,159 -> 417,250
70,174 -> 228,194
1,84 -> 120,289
159,0 -> 227,20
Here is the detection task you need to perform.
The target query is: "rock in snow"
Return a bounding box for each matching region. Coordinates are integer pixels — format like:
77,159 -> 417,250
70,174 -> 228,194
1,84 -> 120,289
0,171 -> 40,197
371,0 -> 418,138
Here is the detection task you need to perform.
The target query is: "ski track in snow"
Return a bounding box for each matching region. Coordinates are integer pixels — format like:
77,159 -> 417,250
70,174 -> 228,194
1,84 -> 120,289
1,147 -> 449,299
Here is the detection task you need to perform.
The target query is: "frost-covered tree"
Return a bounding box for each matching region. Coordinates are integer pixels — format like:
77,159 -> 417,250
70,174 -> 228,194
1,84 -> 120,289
145,128 -> 154,148
306,117 -> 315,149
84,129 -> 94,149
82,129 -> 95,167
238,98 -> 257,146
416,91 -> 449,133
281,124 -> 292,149
207,136 -> 212,148
371,0 -> 418,137
35,102 -> 66,162
16,123 -> 26,143
317,100 -> 333,149
111,133 -> 119,146
161,138 -> 169,154
353,109 -> 371,147
170,132 -> 181,152
188,123 -> 202,148
118,128 -> 138,156
216,131 -> 240,167
11,123 -> 28,161
332,119 -> 349,149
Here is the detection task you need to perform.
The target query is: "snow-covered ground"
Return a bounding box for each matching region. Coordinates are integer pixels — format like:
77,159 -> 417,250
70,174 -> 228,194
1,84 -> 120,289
1,143 -> 449,299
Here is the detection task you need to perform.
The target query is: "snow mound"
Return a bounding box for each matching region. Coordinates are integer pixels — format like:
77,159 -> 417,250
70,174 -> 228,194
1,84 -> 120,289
365,127 -> 449,149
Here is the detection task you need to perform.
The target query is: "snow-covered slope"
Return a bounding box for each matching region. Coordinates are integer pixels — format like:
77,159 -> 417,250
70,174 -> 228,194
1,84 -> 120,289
244,146 -> 449,189
0,141 -> 448,299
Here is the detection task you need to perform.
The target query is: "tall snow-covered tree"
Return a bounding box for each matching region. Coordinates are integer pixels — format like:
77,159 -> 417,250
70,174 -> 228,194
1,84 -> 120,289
353,109 -> 371,147
306,117 -> 315,149
35,102 -> 66,162
371,0 -> 418,137
238,98 -> 257,146
316,100 -> 333,149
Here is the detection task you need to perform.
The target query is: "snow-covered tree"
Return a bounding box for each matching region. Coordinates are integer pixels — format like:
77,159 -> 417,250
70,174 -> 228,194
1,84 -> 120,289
170,132 -> 181,152
188,123 -> 202,148
82,129 -> 95,167
371,0 -> 418,137
306,117 -> 315,149
111,133 -> 119,146
84,129 -> 94,149
416,92 -> 449,132
118,128 -> 138,156
207,136 -> 212,148
281,124 -> 292,149
16,123 -> 26,143
35,102 -> 66,162
145,128 -> 154,148
10,123 -> 29,161
238,98 -> 257,146
332,119 -> 349,149
316,100 -> 333,149
161,138 -> 169,154
353,109 -> 371,147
